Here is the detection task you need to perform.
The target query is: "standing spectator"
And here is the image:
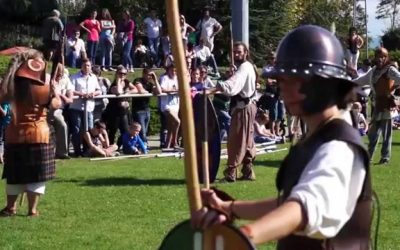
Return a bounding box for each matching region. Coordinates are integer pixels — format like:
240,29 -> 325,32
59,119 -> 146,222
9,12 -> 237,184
213,67 -> 233,141
92,66 -> 111,121
354,47 -> 400,164
0,49 -> 62,217
69,59 -> 102,157
131,68 -> 157,144
118,10 -> 135,72
103,65 -> 138,147
66,30 -> 87,68
0,101 -> 11,164
99,8 -> 116,72
42,9 -> 64,60
143,9 -> 162,67
160,29 -> 171,68
154,65 -> 180,149
80,10 -> 101,65
49,67 -> 74,159
215,42 -> 257,182
346,26 -> 364,71
122,122 -> 148,155
194,38 -> 220,77
180,15 -> 195,49
196,7 -> 222,52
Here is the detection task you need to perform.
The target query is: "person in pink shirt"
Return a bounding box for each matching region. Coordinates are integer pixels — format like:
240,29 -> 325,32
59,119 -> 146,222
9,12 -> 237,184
118,10 -> 135,72
80,10 -> 101,65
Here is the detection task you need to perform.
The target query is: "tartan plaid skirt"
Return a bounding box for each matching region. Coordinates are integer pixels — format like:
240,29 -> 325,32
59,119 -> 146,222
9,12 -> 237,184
2,142 -> 56,184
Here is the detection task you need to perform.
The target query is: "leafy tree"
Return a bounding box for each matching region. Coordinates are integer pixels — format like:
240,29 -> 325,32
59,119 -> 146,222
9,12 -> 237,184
381,28 -> 400,50
375,0 -> 400,30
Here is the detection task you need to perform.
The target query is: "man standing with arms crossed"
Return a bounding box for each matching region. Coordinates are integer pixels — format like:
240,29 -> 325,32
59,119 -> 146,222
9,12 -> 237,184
215,42 -> 257,182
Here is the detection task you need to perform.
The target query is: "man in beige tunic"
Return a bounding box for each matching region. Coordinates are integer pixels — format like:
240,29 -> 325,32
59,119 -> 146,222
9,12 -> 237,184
215,42 -> 257,182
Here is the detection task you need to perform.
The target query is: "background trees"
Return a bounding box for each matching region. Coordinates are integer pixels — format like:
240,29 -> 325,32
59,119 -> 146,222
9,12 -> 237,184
0,0 -> 375,66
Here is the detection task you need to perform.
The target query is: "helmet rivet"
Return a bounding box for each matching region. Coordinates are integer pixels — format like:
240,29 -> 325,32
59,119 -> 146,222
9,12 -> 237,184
309,63 -> 313,67
304,70 -> 310,74
322,65 -> 326,69
291,69 -> 297,73
318,69 -> 322,72
280,69 -> 285,73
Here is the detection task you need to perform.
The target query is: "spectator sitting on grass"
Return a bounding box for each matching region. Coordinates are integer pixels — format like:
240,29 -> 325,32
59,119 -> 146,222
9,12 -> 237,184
83,120 -> 118,157
122,122 -> 148,155
254,110 -> 279,143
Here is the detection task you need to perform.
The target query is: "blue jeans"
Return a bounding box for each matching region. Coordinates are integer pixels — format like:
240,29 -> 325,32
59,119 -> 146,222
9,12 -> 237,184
368,119 -> 392,161
69,109 -> 94,156
67,52 -> 81,68
148,37 -> 160,66
87,41 -> 98,65
122,40 -> 133,69
216,109 -> 231,141
132,110 -> 150,143
100,38 -> 113,68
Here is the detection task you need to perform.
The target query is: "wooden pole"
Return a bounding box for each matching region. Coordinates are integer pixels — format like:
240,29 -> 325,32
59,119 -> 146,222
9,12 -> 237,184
166,0 -> 202,215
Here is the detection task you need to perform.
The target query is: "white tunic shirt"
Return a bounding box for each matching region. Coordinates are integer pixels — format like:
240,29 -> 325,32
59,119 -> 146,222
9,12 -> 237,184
289,140 -> 366,239
217,61 -> 256,109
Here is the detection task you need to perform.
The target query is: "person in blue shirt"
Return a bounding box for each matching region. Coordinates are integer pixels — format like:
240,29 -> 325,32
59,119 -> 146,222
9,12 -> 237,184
0,101 -> 12,164
122,122 -> 148,154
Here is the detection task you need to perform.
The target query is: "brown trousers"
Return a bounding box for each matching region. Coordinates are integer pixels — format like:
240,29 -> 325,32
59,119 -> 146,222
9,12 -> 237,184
227,103 -> 257,168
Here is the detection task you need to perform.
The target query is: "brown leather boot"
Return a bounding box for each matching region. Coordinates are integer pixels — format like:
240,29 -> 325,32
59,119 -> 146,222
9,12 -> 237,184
223,167 -> 237,182
238,164 -> 256,181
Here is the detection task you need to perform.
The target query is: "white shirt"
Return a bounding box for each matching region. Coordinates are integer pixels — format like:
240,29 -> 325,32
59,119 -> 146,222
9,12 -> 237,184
194,45 -> 211,62
289,140 -> 366,239
143,17 -> 162,39
159,74 -> 180,113
217,61 -> 256,109
196,17 -> 220,41
69,72 -> 100,112
66,37 -> 86,58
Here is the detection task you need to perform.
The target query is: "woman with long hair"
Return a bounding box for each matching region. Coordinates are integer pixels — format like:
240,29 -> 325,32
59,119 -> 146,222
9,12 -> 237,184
99,8 -> 116,71
80,10 -> 101,65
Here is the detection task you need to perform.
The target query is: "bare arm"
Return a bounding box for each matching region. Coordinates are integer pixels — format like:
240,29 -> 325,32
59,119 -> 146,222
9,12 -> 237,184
83,132 -> 107,157
245,200 -> 306,244
79,21 -> 91,34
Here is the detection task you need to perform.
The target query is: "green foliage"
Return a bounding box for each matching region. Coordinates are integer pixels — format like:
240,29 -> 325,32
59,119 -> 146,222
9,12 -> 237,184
0,55 -> 10,77
1,133 -> 400,249
382,28 -> 400,50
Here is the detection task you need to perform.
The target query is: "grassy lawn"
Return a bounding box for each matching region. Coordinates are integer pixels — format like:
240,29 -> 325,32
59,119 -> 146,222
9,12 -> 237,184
0,131 -> 399,249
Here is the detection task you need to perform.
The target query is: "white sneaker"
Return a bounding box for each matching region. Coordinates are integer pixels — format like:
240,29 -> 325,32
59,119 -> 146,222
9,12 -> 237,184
129,68 -> 135,73
214,72 -> 221,78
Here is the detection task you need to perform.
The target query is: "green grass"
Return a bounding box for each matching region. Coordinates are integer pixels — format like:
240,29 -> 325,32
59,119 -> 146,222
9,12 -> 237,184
1,132 -> 400,250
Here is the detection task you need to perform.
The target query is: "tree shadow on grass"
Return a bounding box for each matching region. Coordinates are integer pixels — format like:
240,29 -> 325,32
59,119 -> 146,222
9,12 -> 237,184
81,177 -> 186,187
254,159 -> 281,168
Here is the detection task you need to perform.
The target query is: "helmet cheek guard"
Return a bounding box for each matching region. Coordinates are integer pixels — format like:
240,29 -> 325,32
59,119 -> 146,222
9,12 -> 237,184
267,25 -> 357,114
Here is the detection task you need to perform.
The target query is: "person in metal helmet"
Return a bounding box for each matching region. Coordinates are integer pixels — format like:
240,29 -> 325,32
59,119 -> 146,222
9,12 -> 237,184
192,25 -> 372,249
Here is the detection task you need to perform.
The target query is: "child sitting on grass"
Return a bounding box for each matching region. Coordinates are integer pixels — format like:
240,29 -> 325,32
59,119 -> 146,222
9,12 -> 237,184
83,120 -> 119,157
122,122 -> 148,155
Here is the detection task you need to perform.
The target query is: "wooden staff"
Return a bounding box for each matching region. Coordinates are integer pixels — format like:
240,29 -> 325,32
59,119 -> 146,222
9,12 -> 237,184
166,0 -> 201,216
202,88 -> 210,189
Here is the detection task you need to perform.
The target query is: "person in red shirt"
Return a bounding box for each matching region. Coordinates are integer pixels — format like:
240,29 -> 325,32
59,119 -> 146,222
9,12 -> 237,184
80,10 -> 101,65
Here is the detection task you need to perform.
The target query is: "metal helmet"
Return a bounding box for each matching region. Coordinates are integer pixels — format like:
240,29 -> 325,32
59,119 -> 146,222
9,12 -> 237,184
269,25 -> 352,84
